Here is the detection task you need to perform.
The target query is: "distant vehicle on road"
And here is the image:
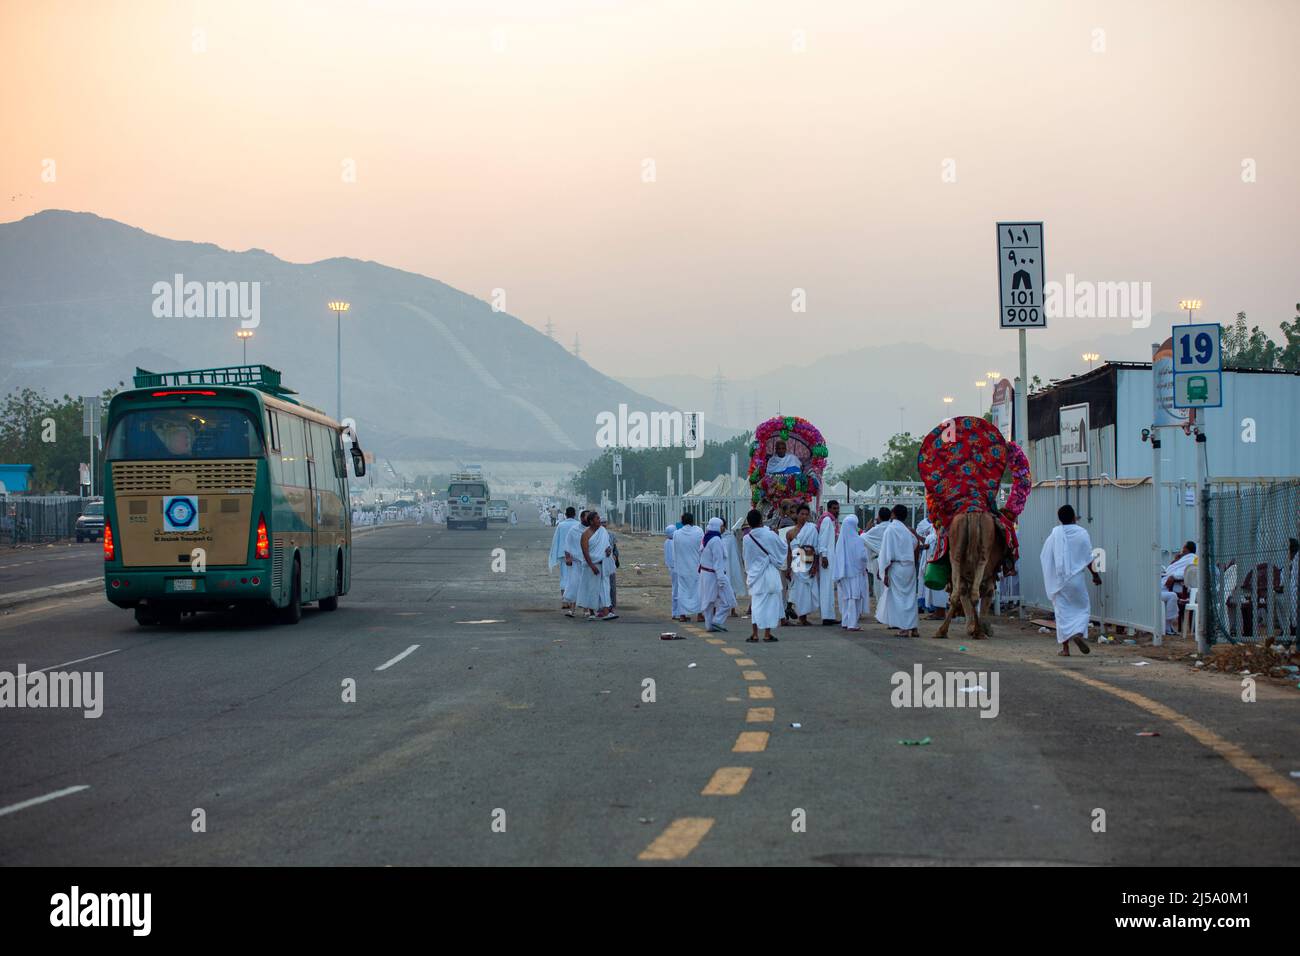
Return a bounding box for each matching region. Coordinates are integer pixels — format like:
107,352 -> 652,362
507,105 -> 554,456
486,499 -> 509,523
447,473 -> 489,530
75,500 -> 105,542
101,364 -> 367,626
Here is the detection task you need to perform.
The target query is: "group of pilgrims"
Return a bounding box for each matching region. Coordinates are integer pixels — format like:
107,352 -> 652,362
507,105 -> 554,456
547,497 -> 954,640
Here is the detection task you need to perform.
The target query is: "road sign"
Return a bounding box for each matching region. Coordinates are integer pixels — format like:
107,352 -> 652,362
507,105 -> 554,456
82,396 -> 101,437
1059,402 -> 1090,467
612,453 -> 622,477
997,221 -> 1046,328
1172,323 -> 1222,409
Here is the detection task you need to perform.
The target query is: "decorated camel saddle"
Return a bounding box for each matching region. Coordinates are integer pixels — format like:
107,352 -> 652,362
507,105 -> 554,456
917,416 -> 1031,578
746,415 -> 828,512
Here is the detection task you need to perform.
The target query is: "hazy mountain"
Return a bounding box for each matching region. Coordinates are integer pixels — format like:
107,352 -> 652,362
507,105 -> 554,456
0,210 -> 706,462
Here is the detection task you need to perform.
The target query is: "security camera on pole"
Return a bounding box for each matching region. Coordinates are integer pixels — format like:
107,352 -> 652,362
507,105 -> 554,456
996,222 -> 1046,620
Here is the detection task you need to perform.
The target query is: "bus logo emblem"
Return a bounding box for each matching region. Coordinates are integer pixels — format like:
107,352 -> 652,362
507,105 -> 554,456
164,495 -> 198,531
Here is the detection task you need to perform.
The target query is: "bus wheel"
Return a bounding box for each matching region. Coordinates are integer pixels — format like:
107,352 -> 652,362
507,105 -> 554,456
319,553 -> 342,611
276,558 -> 302,625
134,605 -> 158,626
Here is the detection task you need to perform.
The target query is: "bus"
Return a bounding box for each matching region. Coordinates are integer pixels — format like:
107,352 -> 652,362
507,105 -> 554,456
101,365 -> 367,626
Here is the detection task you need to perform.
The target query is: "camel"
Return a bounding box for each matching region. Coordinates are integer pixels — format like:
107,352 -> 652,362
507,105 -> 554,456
934,511 -> 1006,639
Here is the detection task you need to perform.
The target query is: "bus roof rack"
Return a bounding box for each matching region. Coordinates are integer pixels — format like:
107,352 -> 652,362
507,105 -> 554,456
134,365 -> 300,400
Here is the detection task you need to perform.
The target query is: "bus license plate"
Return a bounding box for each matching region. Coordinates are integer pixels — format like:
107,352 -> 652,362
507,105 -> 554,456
172,579 -> 196,592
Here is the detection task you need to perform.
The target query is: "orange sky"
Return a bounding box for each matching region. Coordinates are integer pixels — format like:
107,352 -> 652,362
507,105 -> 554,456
3,0 -> 1297,377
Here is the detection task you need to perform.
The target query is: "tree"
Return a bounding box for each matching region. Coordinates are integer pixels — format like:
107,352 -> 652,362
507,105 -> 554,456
880,432 -> 922,481
833,458 -> 883,492
0,388 -> 114,493
568,430 -> 754,503
1220,309 -> 1300,371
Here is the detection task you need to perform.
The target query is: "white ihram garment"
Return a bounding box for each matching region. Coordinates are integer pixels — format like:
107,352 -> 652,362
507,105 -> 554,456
723,530 -> 746,598
549,517 -> 580,596
1040,523 -> 1094,642
562,523 -> 584,603
788,522 -> 819,617
664,526 -> 680,617
832,515 -> 868,628
744,526 -> 786,629
576,525 -> 612,612
816,514 -> 838,620
699,523 -> 736,629
878,519 -> 919,630
672,524 -> 705,615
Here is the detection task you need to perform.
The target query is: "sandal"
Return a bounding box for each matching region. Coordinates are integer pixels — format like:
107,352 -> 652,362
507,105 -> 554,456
746,636 -> 759,643
1072,635 -> 1091,654
763,635 -> 779,642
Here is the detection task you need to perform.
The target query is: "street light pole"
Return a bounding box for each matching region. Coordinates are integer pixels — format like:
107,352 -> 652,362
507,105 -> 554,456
237,329 -> 253,364
327,301 -> 351,419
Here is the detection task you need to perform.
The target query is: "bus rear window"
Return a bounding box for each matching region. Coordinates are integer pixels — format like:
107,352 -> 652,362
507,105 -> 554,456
107,408 -> 263,460
448,483 -> 486,498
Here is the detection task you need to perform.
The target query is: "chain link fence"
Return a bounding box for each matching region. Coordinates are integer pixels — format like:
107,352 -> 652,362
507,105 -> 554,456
0,495 -> 97,546
1204,479 -> 1299,646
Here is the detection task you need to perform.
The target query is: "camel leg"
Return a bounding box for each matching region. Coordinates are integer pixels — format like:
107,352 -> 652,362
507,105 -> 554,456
964,517 -> 992,638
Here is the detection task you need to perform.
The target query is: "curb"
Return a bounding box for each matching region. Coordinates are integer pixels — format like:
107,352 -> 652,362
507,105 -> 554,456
0,577 -> 101,611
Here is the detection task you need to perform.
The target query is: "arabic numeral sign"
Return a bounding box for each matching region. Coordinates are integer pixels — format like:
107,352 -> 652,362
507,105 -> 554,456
1178,331 -> 1214,365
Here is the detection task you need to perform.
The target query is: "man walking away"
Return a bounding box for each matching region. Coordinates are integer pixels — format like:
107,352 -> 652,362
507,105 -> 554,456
1040,504 -> 1099,656
549,507 -> 580,611
673,513 -> 705,623
879,505 -> 920,637
816,500 -> 840,625
664,525 -> 680,619
743,509 -> 786,642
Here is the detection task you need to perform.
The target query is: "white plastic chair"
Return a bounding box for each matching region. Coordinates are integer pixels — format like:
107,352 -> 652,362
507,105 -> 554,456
1181,564 -> 1199,641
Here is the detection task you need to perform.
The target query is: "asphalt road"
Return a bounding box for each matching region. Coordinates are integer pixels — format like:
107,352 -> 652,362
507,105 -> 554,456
0,541 -> 101,595
0,521 -> 1296,865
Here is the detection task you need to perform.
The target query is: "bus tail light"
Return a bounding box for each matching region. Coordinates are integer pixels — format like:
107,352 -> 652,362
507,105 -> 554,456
255,514 -> 270,560
103,519 -> 114,561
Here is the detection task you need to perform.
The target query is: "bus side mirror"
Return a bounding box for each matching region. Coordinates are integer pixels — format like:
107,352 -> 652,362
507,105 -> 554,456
351,447 -> 366,478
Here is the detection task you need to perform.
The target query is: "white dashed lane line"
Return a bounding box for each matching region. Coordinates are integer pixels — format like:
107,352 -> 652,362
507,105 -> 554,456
375,645 -> 421,672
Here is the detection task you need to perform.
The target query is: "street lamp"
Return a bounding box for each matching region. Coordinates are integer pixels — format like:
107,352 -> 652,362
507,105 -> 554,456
942,396 -> 954,420
236,328 -> 254,364
1082,351 -> 1100,371
986,370 -> 1001,383
1178,299 -> 1202,323
327,300 -> 351,419
975,380 -> 987,416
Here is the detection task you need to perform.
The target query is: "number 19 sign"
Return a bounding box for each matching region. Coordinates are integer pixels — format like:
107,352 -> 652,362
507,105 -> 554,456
1172,322 -> 1222,409
997,222 -> 1047,328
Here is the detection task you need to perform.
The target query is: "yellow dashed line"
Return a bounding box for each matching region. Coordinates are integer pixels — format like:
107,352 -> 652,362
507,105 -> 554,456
638,817 -> 715,860
748,685 -> 773,699
746,707 -> 775,723
741,670 -> 766,681
734,658 -> 756,666
733,731 -> 770,752
1033,659 -> 1300,823
721,647 -> 743,656
701,767 -> 752,795
705,638 -> 727,645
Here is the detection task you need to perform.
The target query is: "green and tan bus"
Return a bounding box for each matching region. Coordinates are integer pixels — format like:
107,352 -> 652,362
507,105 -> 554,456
101,365 -> 366,626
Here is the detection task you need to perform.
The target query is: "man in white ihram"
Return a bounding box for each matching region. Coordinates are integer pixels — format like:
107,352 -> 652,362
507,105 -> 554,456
743,508 -> 786,642
863,507 -> 892,624
577,510 -> 616,621
1160,541 -> 1197,636
664,525 -> 680,619
815,501 -> 840,625
1040,504 -> 1101,656
877,505 -> 921,637
765,439 -> 802,476
548,506 -> 580,612
698,517 -> 737,632
672,513 -> 705,623
562,510 -> 588,616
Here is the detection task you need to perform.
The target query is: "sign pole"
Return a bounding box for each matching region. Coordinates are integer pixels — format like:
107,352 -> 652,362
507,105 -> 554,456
1015,329 -> 1029,619
1152,423 -> 1163,646
1193,410 -> 1207,654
